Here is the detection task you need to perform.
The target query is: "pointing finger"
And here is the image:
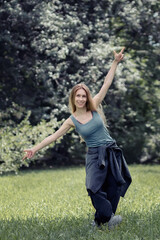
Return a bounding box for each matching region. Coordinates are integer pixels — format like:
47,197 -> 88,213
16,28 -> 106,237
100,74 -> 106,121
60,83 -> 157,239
120,47 -> 125,54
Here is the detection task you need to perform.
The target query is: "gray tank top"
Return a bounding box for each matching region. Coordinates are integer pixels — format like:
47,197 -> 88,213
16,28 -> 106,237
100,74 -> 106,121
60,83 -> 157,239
70,111 -> 114,147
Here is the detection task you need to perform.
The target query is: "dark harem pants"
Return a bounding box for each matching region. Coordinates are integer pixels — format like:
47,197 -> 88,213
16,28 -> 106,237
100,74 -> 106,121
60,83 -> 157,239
88,165 -> 121,225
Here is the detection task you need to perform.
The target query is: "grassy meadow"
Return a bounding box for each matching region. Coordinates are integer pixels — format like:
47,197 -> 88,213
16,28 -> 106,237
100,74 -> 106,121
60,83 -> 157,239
0,165 -> 160,240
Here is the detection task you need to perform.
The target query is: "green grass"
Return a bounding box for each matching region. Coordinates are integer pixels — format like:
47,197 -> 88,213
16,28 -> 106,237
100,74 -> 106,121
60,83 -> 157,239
0,165 -> 160,240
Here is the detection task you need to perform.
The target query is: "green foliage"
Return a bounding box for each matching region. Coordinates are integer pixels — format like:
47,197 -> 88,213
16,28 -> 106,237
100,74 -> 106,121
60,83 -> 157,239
0,165 -> 160,239
0,102 -> 27,128
0,0 -> 160,165
0,0 -> 38,109
0,112 -> 61,174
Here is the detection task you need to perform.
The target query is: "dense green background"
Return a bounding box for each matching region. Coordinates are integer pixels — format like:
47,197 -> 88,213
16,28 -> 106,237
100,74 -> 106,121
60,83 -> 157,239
0,0 -> 160,173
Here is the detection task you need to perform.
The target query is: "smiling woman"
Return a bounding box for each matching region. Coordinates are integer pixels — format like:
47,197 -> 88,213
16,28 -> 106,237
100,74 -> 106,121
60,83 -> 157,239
75,89 -> 87,109
69,83 -> 96,114
69,85 -> 96,124
23,47 -> 132,230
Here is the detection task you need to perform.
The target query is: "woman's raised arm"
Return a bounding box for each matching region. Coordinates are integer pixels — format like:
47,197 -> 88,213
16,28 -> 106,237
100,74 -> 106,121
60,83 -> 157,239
93,47 -> 125,108
23,118 -> 73,160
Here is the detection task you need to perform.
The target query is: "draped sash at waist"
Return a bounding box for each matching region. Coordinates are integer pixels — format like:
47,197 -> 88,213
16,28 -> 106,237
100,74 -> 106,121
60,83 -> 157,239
86,142 -> 132,196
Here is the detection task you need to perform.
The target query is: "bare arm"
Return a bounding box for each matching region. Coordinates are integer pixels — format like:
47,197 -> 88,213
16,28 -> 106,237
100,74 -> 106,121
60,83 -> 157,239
23,118 -> 73,160
93,47 -> 125,108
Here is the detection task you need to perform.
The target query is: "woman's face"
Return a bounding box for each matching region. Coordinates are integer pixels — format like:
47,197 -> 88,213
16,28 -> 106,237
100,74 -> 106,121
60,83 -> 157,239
74,88 -> 87,109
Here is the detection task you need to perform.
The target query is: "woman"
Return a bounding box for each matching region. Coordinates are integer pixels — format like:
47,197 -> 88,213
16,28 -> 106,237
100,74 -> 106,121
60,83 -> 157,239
23,47 -> 132,230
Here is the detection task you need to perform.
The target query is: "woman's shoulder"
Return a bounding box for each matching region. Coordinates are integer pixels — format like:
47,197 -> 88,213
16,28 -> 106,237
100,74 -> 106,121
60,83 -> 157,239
64,117 -> 75,128
92,110 -> 98,115
63,116 -> 74,127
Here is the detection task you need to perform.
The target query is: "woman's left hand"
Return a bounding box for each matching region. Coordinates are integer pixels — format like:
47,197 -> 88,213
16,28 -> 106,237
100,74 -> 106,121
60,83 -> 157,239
114,47 -> 125,63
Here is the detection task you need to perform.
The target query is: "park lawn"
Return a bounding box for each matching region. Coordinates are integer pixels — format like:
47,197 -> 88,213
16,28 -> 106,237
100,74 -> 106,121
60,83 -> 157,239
0,165 -> 160,240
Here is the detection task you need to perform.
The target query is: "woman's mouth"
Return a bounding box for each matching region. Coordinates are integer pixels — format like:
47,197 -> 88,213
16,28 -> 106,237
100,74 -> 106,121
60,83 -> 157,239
77,102 -> 85,106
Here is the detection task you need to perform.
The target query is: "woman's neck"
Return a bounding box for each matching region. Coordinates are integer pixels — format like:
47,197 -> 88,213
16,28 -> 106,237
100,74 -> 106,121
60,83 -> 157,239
74,107 -> 87,116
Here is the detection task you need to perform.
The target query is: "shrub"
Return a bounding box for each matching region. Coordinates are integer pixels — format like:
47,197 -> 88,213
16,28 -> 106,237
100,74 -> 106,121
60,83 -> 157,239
0,112 -> 61,174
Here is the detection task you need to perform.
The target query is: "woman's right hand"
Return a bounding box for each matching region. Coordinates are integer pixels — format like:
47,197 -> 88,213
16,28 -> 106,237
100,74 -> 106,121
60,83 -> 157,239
113,47 -> 125,63
23,149 -> 36,161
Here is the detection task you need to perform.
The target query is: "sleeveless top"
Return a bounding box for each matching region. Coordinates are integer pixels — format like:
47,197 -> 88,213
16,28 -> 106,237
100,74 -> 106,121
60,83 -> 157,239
70,111 -> 114,147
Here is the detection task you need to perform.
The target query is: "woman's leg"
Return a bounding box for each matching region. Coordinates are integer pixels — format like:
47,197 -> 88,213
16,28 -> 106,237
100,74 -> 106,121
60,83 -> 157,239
102,165 -> 120,214
88,189 -> 112,225
88,166 -> 121,225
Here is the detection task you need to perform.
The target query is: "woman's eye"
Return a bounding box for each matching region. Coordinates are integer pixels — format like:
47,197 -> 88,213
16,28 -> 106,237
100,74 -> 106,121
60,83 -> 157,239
76,94 -> 86,98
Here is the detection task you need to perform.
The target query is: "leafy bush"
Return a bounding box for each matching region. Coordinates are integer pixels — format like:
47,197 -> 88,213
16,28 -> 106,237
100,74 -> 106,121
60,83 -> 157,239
0,112 -> 61,174
0,0 -> 159,164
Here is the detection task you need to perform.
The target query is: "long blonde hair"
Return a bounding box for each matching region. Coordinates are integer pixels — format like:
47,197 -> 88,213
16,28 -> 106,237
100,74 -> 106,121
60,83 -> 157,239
69,83 -> 96,113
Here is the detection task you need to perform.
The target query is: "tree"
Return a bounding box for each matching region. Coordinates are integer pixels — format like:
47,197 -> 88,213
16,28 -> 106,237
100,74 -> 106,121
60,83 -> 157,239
0,0 -> 159,168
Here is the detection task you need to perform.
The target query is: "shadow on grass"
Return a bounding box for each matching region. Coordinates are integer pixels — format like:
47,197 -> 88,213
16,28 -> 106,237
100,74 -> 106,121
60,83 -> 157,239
122,208 -> 160,240
0,215 -> 94,240
0,209 -> 160,240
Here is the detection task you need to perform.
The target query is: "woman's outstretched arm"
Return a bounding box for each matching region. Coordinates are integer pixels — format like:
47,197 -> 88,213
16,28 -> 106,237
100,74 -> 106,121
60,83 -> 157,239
93,47 -> 125,108
23,118 -> 73,160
